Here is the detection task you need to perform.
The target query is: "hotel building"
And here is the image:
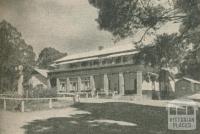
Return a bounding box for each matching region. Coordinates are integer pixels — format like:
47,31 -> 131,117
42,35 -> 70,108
48,44 -> 154,97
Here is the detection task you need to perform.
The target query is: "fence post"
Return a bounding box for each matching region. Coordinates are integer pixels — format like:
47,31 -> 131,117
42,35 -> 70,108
3,98 -> 6,110
91,92 -> 94,98
86,93 -> 88,98
49,98 -> 52,108
96,92 -> 99,98
21,100 -> 25,112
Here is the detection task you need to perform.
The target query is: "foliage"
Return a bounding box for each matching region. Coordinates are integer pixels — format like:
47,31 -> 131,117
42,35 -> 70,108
37,47 -> 67,69
28,87 -> 57,98
181,48 -> 200,80
136,33 -> 187,68
0,20 -> 36,93
89,0 -> 200,43
89,0 -> 166,41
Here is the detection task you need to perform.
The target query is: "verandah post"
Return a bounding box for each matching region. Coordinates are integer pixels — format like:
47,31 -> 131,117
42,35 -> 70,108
103,74 -> 109,95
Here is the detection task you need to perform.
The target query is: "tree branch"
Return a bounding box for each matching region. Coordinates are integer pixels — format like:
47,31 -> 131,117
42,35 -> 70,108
136,26 -> 152,44
139,0 -> 150,15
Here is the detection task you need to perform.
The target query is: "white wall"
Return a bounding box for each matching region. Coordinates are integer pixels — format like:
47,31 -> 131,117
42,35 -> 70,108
29,76 -> 47,89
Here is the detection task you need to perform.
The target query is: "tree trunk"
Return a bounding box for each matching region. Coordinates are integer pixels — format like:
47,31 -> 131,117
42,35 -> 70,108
159,69 -> 171,100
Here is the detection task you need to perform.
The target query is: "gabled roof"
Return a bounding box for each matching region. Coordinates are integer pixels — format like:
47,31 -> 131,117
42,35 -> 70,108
55,44 -> 136,63
33,68 -> 49,78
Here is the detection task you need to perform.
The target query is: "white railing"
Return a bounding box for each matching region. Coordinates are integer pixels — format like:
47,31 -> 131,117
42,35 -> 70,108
0,94 -> 16,97
57,91 -> 117,98
0,96 -> 75,112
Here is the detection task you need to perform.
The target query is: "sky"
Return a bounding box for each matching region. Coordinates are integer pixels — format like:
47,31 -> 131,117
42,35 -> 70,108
0,0 -> 180,56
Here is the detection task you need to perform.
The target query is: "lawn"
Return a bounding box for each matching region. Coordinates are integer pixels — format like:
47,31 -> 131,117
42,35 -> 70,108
22,102 -> 200,134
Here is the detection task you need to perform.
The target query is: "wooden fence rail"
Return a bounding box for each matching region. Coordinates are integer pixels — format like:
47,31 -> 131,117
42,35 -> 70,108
0,95 -> 75,112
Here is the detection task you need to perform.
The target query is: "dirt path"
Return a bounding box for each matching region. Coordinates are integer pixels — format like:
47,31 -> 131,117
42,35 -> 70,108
0,108 -> 89,134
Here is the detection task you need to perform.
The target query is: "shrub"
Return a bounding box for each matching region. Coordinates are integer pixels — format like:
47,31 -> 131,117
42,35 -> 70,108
28,87 -> 57,98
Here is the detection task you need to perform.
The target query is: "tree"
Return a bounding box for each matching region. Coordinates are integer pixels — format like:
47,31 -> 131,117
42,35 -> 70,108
89,0 -> 200,43
37,47 -> 67,69
180,47 -> 200,80
136,33 -> 187,99
0,20 -> 36,93
88,0 -> 200,99
136,33 -> 186,67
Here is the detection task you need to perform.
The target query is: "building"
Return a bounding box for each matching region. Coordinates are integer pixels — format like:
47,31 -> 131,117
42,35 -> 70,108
175,77 -> 200,97
29,68 -> 49,89
48,44 -> 154,97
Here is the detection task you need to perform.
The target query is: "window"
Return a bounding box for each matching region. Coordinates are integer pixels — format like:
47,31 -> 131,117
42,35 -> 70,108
93,60 -> 100,66
107,58 -> 113,64
60,83 -> 66,91
82,81 -> 90,91
89,61 -> 93,66
81,61 -> 88,67
115,57 -> 121,64
70,81 -> 78,91
123,56 -> 128,63
102,60 -> 107,65
69,63 -> 78,68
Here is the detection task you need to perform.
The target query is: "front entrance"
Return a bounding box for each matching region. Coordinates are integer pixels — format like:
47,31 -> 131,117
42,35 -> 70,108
60,79 -> 67,92
70,78 -> 78,92
124,72 -> 137,94
108,73 -> 119,93
94,74 -> 104,91
81,77 -> 90,91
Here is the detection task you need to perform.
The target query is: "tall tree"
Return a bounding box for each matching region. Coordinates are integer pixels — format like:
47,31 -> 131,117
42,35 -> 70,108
88,0 -> 200,99
136,33 -> 186,67
89,0 -> 200,43
181,47 -> 200,80
136,33 -> 187,99
0,20 -> 36,93
37,47 -> 67,69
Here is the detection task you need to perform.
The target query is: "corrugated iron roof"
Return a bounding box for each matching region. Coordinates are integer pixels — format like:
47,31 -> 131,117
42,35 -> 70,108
55,44 -> 136,63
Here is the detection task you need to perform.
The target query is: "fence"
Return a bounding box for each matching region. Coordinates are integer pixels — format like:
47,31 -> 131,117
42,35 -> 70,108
0,96 -> 75,112
57,91 -> 117,98
0,91 -> 118,112
0,94 -> 16,97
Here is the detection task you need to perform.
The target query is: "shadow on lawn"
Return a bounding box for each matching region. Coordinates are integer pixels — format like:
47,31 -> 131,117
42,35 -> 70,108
22,102 -> 200,134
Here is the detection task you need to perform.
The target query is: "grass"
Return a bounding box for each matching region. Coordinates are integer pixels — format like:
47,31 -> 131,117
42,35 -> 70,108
22,102 -> 200,134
